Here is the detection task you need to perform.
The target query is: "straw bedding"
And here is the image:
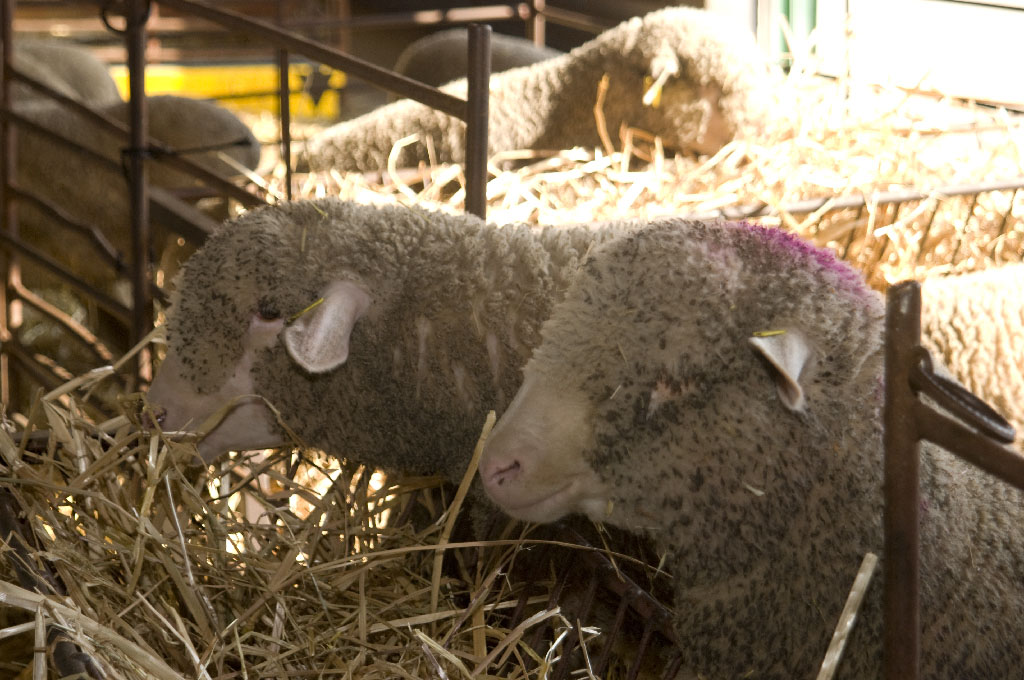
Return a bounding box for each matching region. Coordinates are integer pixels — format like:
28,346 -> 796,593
4,49 -> 1024,678
286,65 -> 1024,289
1,367 -> 673,678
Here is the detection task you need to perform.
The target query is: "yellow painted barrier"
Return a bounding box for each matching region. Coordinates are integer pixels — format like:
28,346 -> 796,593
109,62 -> 346,118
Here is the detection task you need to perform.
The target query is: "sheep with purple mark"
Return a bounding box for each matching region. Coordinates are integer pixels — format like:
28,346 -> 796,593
305,6 -> 777,173
479,219 -> 1024,678
146,198 -> 624,483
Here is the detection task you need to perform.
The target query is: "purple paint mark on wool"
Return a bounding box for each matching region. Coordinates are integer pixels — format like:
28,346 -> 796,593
728,221 -> 869,292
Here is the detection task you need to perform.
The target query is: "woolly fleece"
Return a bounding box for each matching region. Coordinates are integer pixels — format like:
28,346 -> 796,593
305,6 -> 777,173
15,95 -> 261,292
921,264 -> 1024,446
481,220 -> 1024,677
11,39 -> 122,106
162,198 -> 621,481
392,28 -> 562,92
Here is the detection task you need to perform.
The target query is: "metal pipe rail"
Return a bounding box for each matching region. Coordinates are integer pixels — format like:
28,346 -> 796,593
0,228 -> 131,321
280,3 -> 534,33
1,0 -> 495,405
1,0 -> 16,407
682,176 -> 1024,223
10,279 -> 115,365
156,0 -> 468,118
5,60 -> 263,208
154,0 -> 492,218
883,281 -> 1021,679
5,183 -> 123,270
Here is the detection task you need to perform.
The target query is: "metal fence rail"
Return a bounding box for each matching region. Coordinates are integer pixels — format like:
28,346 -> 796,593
0,0 -> 501,409
883,281 -> 1021,679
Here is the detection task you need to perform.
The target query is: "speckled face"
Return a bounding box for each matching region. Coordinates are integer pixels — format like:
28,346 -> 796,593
150,203 -> 352,460
149,199 -> 402,460
480,219 -> 885,540
167,230 -> 321,395
164,200 -> 394,396
149,197 -> 554,468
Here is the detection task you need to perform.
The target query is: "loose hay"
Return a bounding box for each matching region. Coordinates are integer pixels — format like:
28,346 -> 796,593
287,67 -> 1024,290
0,366 -> 670,678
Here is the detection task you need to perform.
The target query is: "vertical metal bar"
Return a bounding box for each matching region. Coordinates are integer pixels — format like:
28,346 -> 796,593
883,281 -> 922,680
528,0 -> 546,46
661,652 -> 684,680
994,188 -> 1017,242
464,23 -> 490,220
872,202 -> 901,269
626,616 -> 659,680
277,1 -> 293,201
126,0 -> 152,384
988,187 -> 1017,260
0,0 -> 16,405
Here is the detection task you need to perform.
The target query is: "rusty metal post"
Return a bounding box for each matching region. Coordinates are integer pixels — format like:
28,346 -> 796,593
0,0 -> 16,405
884,280 -> 1021,679
465,23 -> 490,220
883,281 -> 922,680
126,0 -> 152,383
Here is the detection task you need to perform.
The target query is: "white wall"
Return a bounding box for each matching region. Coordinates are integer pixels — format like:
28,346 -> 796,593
707,0 -> 1024,107
816,0 -> 1024,106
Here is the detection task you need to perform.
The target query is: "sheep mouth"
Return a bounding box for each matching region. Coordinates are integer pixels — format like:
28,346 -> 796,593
495,476 -> 599,524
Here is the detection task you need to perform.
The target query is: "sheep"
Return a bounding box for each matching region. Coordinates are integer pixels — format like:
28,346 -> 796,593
478,220 -> 1024,678
304,6 -> 778,173
921,264 -> 1024,445
145,198 -> 624,482
391,28 -> 561,93
9,39 -> 123,106
14,94 -> 262,294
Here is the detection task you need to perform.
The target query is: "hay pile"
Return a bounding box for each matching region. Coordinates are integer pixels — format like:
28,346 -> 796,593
0,364 -> 672,678
285,65 -> 1024,290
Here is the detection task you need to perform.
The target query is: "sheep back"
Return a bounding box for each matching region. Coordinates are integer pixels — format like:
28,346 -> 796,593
392,28 -> 562,92
11,39 -> 122,106
921,264 -> 1024,443
14,95 -> 260,291
305,6 -> 778,173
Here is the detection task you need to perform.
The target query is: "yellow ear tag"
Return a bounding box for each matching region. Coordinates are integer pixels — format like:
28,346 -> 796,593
643,74 -> 665,108
287,297 -> 324,325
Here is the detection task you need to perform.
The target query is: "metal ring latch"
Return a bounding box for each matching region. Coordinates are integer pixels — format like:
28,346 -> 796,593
908,346 -> 1017,444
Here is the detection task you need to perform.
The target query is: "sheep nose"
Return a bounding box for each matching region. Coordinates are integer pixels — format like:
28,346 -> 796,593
481,458 -> 522,489
141,405 -> 167,430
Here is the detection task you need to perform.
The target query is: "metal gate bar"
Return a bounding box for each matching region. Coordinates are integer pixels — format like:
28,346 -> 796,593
883,281 -> 1021,679
0,0 -> 496,405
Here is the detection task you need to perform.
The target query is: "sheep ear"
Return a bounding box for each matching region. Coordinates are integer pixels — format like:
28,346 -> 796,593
748,330 -> 813,412
283,280 -> 371,373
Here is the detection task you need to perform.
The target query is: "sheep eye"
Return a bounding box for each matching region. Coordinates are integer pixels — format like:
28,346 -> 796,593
256,299 -> 281,321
